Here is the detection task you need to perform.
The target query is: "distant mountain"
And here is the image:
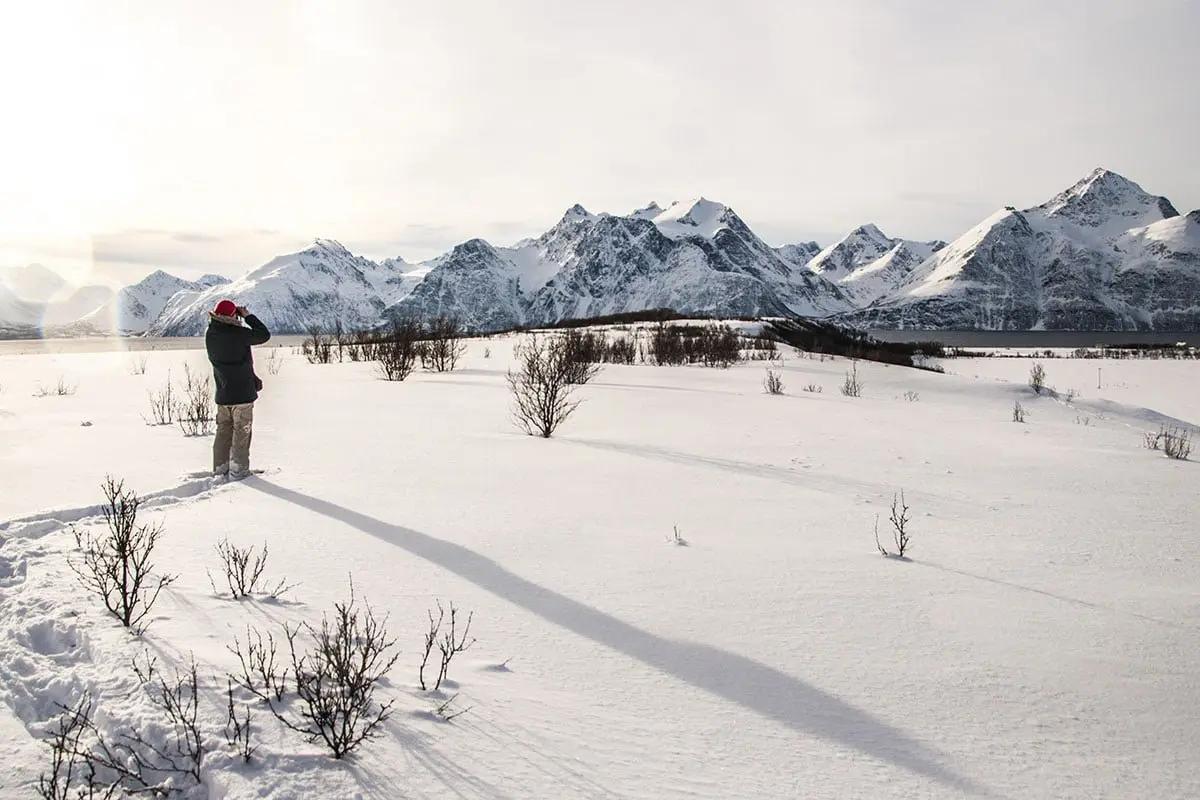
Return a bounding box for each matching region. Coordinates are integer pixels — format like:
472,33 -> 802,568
5,168 -> 1195,338
805,224 -> 945,306
392,198 -> 851,329
0,264 -> 67,303
843,169 -> 1197,330
149,239 -> 411,336
77,270 -> 227,334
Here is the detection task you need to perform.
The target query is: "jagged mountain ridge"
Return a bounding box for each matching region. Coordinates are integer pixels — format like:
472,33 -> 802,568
389,198 -> 852,329
805,224 -> 946,306
6,168 -> 1196,337
841,168 -> 1198,330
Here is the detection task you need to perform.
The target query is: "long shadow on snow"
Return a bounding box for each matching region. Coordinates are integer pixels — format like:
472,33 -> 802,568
246,477 -> 991,797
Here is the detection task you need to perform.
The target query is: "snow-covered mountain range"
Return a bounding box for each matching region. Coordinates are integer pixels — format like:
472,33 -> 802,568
3,168 -> 1197,337
841,169 -> 1199,330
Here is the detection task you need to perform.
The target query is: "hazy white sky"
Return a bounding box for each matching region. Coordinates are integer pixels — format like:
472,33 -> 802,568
1,0 -> 1197,284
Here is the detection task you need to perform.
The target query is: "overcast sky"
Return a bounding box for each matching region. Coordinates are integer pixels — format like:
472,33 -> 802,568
1,0 -> 1197,285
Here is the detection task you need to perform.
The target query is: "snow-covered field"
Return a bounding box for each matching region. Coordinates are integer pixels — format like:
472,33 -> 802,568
1,337 -> 1197,798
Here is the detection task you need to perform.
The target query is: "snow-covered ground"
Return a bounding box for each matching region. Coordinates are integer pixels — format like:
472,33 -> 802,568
1,337 -> 1198,798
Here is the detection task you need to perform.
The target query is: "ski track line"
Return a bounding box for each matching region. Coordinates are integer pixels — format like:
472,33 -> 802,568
0,470 -> 277,539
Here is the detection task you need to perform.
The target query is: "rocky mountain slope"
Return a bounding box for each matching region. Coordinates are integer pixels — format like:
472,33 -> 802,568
842,169 -> 1197,330
389,198 -> 852,329
805,224 -> 945,306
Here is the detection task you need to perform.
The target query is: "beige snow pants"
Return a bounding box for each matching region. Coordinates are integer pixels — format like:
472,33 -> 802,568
213,402 -> 254,475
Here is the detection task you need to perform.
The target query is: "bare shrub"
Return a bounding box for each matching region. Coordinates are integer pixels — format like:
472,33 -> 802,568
208,538 -> 293,600
228,626 -> 289,703
418,604 -> 444,691
559,330 -> 603,385
129,355 -> 148,375
508,336 -> 585,438
1143,425 -> 1192,459
483,346 -> 491,359
606,336 -> 637,365
176,365 -> 214,436
1163,427 -> 1193,460
144,370 -> 175,426
902,390 -> 920,402
130,652 -> 205,784
840,361 -> 863,397
874,491 -> 912,558
419,601 -> 475,691
37,661 -> 206,800
802,383 -> 823,393
265,347 -> 284,375
434,693 -> 473,722
376,320 -> 420,381
276,586 -> 400,759
1012,401 -> 1027,422
1029,362 -> 1046,394
34,377 -> 77,397
224,679 -> 256,763
763,369 -> 784,395
302,328 -> 335,364
68,477 -> 176,632
36,695 -> 165,798
650,321 -> 686,366
421,316 -> 467,372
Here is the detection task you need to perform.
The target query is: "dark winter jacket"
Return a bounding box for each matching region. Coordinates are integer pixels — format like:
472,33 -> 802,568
206,313 -> 271,405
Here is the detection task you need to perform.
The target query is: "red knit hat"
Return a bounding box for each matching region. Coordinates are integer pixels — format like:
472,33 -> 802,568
213,299 -> 237,317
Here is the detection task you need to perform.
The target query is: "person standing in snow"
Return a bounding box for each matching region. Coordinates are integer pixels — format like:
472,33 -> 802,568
206,299 -> 270,478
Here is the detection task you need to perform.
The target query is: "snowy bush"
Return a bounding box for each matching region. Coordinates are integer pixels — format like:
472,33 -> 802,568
37,655 -> 208,798
419,600 -> 476,691
265,347 -> 284,375
421,315 -> 467,372
176,365 -> 214,436
208,538 -> 293,600
302,329 -> 335,364
1013,401 -> 1027,423
224,679 -> 256,763
648,322 -> 742,367
874,491 -> 913,558
667,525 -> 688,546
763,368 -> 784,395
144,371 -> 176,426
1164,429 -> 1192,460
840,361 -> 863,397
376,320 -> 420,381
68,477 -> 177,632
229,586 -> 399,759
1029,362 -> 1046,394
902,390 -> 920,402
129,355 -> 148,375
802,383 -> 823,393
228,626 -> 289,704
1143,425 -> 1192,459
508,336 -> 586,438
34,376 -> 77,397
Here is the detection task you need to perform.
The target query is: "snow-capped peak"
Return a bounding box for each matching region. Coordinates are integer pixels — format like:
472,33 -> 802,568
1031,167 -> 1179,236
559,204 -> 597,225
630,202 -> 663,220
651,197 -> 735,239
309,238 -> 353,256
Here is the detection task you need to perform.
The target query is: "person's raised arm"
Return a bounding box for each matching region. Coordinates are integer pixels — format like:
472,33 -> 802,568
238,306 -> 271,345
